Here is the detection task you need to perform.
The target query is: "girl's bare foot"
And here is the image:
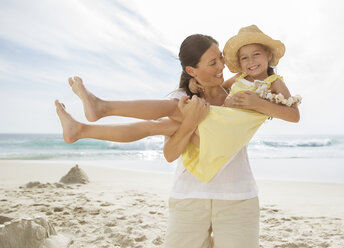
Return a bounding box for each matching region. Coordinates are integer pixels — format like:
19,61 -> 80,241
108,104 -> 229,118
68,76 -> 104,122
55,100 -> 82,144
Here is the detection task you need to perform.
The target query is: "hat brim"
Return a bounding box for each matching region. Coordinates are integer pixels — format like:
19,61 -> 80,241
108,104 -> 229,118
223,33 -> 285,73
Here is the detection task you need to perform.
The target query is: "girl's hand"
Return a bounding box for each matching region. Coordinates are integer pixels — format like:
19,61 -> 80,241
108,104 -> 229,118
225,91 -> 261,110
189,78 -> 204,94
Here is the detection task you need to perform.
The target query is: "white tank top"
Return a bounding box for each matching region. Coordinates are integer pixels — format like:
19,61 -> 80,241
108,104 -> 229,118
168,89 -> 258,200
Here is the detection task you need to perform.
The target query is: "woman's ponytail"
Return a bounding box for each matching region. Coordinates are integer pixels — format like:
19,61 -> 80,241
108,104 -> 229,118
179,71 -> 200,97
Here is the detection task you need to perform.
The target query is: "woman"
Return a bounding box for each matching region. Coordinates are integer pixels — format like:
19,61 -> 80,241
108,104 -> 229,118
162,32 -> 298,247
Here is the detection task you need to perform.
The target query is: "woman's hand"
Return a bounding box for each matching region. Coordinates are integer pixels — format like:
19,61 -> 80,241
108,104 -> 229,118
178,95 -> 210,127
163,95 -> 209,162
224,91 -> 261,110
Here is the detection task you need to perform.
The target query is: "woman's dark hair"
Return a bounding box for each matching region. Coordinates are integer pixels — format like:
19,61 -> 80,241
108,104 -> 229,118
178,34 -> 218,97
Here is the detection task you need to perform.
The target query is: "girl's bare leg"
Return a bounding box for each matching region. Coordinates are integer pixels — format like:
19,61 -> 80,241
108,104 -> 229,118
55,100 -> 180,144
68,77 -> 104,122
69,77 -> 180,122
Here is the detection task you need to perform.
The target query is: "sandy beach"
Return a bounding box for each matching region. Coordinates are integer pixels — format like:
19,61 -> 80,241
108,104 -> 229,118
0,160 -> 343,248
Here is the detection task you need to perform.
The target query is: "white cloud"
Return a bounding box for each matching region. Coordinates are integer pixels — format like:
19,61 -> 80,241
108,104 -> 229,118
0,0 -> 343,134
0,0 -> 180,92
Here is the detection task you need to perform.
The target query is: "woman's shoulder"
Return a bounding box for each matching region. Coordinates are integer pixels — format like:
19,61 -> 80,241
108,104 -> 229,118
167,88 -> 187,99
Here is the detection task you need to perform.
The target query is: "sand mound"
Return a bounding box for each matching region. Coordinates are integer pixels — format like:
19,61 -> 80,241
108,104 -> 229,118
0,215 -> 71,248
60,165 -> 89,184
23,182 -> 67,189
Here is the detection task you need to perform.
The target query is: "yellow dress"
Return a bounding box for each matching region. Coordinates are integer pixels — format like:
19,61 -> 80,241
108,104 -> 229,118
182,74 -> 283,183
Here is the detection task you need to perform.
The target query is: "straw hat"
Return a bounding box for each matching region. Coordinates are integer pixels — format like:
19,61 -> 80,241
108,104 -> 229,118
223,25 -> 285,73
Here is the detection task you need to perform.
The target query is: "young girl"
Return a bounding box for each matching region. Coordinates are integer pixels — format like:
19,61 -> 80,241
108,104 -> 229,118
55,25 -> 300,183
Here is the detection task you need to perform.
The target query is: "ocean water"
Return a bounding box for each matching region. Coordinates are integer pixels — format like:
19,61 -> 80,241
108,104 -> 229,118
1,133 -> 344,183
0,133 -> 343,160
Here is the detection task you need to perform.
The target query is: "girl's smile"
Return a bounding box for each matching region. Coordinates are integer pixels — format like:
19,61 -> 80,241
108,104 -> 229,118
238,44 -> 272,81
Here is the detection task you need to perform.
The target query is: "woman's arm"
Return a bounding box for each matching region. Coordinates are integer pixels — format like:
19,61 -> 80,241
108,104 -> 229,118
163,96 -> 209,162
164,124 -> 197,163
225,79 -> 300,122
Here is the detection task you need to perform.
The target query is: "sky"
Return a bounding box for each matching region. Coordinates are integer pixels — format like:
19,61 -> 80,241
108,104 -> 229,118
0,0 -> 344,135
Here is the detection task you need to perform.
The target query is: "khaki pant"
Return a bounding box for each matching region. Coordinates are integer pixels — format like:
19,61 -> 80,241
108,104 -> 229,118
164,197 -> 259,248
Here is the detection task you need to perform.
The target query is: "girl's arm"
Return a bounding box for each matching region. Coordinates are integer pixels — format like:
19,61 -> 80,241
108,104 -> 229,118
226,79 -> 300,122
222,73 -> 241,89
163,96 -> 209,162
190,73 -> 241,94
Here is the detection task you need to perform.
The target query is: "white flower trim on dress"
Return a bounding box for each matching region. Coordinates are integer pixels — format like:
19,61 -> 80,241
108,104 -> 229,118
254,79 -> 302,107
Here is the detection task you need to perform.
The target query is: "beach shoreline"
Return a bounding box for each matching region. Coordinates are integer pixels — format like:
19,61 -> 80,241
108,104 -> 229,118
1,160 -> 343,247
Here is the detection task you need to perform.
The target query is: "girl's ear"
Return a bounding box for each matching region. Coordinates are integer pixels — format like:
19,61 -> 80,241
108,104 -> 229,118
185,66 -> 197,77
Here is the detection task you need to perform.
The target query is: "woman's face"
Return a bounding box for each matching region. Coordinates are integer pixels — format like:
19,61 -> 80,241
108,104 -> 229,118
238,44 -> 272,80
190,43 -> 225,87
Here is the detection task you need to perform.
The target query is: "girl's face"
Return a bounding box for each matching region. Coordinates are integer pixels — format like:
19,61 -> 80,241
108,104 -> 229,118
238,44 -> 272,80
189,43 -> 225,87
